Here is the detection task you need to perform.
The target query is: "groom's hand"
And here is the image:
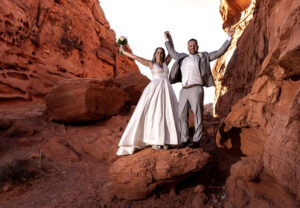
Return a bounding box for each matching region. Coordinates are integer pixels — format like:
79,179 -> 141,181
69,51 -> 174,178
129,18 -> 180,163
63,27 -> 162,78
227,27 -> 235,37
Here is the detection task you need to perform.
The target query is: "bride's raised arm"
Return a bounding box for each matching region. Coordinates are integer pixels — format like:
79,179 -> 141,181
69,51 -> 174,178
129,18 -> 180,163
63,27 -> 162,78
164,36 -> 174,66
120,48 -> 153,69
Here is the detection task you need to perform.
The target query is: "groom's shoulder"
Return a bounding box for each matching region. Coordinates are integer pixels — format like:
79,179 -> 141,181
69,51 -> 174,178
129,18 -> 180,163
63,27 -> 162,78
198,51 -> 208,58
178,53 -> 188,59
199,51 -> 208,55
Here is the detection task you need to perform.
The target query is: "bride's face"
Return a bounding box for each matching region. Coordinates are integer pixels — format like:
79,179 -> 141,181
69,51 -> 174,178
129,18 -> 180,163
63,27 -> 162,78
155,48 -> 164,62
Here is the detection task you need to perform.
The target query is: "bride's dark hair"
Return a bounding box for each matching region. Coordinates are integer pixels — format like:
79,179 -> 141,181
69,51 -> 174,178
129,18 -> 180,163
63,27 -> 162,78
152,47 -> 166,62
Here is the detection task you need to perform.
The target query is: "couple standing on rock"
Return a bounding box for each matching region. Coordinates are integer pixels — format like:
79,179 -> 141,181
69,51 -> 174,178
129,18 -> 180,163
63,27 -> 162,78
117,28 -> 234,156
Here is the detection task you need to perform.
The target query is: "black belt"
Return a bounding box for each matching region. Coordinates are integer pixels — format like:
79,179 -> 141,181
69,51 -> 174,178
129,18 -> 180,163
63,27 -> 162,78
182,84 -> 202,89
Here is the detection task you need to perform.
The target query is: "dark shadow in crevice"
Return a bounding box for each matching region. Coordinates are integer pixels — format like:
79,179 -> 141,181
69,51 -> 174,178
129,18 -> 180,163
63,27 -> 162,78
284,74 -> 300,82
219,127 -> 246,156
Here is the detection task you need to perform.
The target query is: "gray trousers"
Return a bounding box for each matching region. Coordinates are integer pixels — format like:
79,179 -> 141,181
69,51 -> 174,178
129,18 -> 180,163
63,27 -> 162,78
178,86 -> 204,142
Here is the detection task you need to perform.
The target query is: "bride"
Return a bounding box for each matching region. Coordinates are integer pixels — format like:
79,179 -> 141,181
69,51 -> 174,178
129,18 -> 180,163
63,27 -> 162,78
116,45 -> 181,156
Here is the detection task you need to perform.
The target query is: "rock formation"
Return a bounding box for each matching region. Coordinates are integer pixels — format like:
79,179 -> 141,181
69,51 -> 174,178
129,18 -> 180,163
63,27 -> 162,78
0,104 -> 47,139
214,0 -> 256,116
215,0 -> 300,207
45,78 -> 129,123
0,0 -> 140,101
0,0 -> 299,207
109,148 -> 210,200
45,71 -> 149,123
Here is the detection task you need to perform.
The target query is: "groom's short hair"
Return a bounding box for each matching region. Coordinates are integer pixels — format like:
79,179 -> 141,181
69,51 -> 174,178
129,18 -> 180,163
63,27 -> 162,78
188,38 -> 198,44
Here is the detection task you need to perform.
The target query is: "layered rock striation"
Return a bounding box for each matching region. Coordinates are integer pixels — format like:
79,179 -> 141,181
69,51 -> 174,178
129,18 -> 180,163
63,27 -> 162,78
0,0 -> 139,101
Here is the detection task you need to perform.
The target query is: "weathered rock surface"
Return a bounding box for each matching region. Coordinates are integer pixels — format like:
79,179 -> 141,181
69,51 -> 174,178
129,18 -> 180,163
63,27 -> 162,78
114,71 -> 150,108
214,0 -> 256,117
45,78 -> 129,123
0,0 -> 139,101
225,157 -> 298,208
220,0 -> 253,29
41,138 -> 81,162
45,71 -> 149,123
0,104 -> 47,138
216,0 -> 300,207
109,148 -> 211,200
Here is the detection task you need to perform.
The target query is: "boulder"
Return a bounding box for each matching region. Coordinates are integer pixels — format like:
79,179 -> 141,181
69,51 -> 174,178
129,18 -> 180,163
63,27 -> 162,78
109,148 -> 210,200
114,71 -> 150,107
45,78 -> 129,123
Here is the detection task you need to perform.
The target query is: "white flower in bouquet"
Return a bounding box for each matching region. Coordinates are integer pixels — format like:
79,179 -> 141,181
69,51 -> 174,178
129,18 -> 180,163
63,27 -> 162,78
117,36 -> 128,55
116,36 -> 128,46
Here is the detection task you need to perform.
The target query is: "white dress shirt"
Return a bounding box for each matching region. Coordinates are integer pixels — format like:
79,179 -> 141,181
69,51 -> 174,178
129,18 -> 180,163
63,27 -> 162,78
181,54 -> 203,86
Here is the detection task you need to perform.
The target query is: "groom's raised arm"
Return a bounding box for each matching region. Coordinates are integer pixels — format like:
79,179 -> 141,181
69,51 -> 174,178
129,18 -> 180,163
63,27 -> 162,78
208,27 -> 234,61
164,31 -> 180,60
208,38 -> 231,61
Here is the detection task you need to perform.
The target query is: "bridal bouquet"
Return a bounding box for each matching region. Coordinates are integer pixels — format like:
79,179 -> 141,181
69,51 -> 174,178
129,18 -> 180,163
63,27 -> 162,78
116,36 -> 128,55
116,36 -> 128,46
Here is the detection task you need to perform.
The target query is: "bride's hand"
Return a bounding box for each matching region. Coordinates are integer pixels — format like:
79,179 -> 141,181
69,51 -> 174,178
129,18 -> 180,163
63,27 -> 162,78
164,31 -> 171,39
120,47 -> 128,55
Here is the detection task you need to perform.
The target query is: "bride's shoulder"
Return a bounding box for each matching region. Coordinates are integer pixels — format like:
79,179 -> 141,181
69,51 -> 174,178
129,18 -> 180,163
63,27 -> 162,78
163,62 -> 169,69
148,61 -> 155,70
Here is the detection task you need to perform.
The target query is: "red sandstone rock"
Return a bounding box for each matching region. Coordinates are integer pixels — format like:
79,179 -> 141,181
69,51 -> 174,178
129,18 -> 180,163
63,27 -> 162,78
114,71 -> 150,107
229,157 -> 262,182
40,138 -> 81,162
220,0 -> 252,28
0,0 -> 139,101
192,185 -> 208,208
2,183 -> 12,192
214,0 -> 256,117
216,0 -> 300,207
45,78 -> 129,123
109,148 -> 210,200
83,136 -> 119,162
0,104 -> 47,138
225,158 -> 298,208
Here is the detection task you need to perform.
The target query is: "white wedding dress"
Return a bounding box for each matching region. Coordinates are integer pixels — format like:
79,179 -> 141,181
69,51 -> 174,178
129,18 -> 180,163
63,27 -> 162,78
116,63 -> 181,156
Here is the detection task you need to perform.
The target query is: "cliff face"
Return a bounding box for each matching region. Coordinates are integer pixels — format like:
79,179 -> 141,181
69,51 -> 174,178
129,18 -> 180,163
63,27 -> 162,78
216,0 -> 300,207
0,0 -> 138,101
214,0 -> 256,116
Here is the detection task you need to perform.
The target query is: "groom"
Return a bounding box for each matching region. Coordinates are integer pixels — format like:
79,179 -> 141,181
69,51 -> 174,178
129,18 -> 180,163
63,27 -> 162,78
164,28 -> 234,148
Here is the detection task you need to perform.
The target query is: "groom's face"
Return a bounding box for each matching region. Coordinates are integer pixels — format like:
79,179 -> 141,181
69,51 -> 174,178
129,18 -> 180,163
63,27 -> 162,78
188,40 -> 198,55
